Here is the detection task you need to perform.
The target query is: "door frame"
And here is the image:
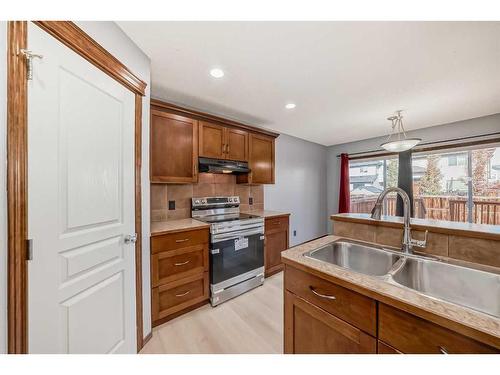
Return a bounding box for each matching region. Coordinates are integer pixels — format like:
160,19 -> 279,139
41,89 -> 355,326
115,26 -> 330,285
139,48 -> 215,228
6,21 -> 147,353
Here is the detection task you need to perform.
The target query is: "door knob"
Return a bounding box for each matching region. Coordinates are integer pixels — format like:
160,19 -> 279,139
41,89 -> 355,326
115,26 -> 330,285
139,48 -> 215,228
124,233 -> 138,244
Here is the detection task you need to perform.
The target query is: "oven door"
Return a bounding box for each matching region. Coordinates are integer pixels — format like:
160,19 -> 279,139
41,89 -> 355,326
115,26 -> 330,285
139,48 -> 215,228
210,228 -> 264,286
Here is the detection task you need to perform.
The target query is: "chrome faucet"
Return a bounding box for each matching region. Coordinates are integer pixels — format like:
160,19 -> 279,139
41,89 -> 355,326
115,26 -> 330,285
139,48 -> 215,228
370,187 -> 427,254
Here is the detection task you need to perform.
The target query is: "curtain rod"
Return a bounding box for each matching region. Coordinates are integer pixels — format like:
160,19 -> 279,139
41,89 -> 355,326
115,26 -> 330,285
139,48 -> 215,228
335,131 -> 500,158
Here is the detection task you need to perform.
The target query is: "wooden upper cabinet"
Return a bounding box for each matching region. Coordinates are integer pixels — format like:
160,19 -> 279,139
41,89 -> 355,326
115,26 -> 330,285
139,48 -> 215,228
199,121 -> 249,162
150,109 -> 198,183
238,133 -> 275,184
226,128 -> 249,161
198,121 -> 226,159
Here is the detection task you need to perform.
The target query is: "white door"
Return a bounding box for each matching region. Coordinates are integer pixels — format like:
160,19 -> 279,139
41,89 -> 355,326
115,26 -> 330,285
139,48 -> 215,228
27,23 -> 137,353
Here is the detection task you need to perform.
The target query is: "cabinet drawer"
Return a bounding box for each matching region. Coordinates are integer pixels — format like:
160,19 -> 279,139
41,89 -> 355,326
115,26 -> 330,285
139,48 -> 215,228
265,216 -> 289,233
152,272 -> 209,321
151,229 -> 209,254
379,304 -> 498,354
151,244 -> 208,287
285,266 -> 376,336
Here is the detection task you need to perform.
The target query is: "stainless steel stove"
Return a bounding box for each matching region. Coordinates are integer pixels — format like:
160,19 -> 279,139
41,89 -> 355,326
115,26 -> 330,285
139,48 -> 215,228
192,196 -> 265,306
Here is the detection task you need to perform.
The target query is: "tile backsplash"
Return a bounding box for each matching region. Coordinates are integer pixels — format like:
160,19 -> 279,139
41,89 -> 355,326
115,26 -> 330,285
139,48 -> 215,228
151,173 -> 264,222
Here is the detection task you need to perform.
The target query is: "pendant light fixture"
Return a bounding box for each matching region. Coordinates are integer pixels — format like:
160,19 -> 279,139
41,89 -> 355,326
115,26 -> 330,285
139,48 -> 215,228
380,110 -> 421,152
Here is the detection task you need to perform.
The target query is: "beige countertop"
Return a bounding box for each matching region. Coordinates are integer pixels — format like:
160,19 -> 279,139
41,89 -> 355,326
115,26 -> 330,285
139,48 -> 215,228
282,234 -> 500,348
150,210 -> 289,236
150,219 -> 209,236
332,213 -> 500,240
243,209 -> 290,218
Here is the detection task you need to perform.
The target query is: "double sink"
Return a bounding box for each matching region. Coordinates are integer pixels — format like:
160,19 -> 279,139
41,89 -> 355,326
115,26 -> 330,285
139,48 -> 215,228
304,239 -> 500,319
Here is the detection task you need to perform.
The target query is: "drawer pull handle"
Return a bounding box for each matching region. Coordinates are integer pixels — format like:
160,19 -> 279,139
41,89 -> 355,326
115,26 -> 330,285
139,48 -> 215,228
175,238 -> 190,243
438,346 -> 449,354
175,290 -> 190,297
310,286 -> 336,300
174,260 -> 190,266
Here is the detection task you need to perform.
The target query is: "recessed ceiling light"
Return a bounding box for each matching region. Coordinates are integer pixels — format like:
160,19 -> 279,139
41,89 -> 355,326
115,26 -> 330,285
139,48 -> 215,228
285,103 -> 296,109
210,68 -> 224,78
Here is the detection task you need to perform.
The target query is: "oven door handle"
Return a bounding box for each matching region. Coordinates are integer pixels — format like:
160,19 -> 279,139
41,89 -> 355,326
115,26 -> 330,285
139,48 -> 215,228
211,228 -> 264,243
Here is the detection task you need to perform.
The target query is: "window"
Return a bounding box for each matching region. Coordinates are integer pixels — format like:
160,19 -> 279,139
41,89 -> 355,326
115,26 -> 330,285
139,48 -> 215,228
412,145 -> 500,225
349,158 -> 398,214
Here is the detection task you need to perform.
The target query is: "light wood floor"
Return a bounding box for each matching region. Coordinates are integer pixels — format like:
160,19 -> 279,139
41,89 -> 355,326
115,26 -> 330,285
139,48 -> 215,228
141,272 -> 283,354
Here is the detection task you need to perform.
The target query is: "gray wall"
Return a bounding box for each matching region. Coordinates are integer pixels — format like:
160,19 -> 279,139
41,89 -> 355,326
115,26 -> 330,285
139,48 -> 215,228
265,134 -> 328,246
0,21 -> 7,354
326,113 -> 500,233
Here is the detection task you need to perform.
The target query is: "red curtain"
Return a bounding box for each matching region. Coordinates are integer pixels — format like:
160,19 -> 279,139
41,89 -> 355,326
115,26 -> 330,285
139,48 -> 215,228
338,153 -> 350,213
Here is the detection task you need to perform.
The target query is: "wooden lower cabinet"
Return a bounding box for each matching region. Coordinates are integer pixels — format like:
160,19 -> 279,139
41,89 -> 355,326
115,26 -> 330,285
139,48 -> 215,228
151,228 -> 210,326
284,291 -> 376,354
379,304 -> 498,354
285,266 -> 376,336
284,264 -> 499,354
264,215 -> 289,277
377,340 -> 401,354
152,272 -> 209,322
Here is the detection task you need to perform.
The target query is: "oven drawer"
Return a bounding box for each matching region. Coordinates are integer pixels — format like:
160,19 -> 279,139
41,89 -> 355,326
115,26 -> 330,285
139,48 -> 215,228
152,272 -> 209,321
285,266 -> 377,336
151,244 -> 208,287
151,228 -> 209,254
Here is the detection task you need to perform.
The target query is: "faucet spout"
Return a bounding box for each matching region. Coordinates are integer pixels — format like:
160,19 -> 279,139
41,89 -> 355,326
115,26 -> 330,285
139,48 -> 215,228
370,187 -> 414,254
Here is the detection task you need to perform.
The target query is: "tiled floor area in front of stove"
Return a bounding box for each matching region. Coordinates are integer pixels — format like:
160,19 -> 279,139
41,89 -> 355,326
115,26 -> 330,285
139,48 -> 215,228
141,272 -> 283,354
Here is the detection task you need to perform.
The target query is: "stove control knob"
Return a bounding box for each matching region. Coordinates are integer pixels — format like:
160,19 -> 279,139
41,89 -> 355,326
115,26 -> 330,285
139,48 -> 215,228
228,197 -> 233,202
194,199 -> 200,205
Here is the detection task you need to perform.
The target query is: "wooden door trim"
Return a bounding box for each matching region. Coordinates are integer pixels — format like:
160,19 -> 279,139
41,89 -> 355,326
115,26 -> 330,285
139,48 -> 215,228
134,94 -> 144,352
33,21 -> 146,96
7,21 -> 147,353
7,20 -> 28,355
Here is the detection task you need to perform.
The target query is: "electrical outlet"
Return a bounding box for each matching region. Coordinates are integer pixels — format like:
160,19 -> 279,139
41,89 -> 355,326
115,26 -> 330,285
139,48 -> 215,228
168,200 -> 175,210
293,230 -> 297,237
249,197 -> 253,205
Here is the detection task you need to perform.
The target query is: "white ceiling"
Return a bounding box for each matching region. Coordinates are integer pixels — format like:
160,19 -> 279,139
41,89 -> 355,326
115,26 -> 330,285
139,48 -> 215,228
118,21 -> 500,146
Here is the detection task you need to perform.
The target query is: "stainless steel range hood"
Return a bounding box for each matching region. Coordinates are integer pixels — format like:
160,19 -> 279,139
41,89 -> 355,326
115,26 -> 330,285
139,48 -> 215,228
198,157 -> 250,174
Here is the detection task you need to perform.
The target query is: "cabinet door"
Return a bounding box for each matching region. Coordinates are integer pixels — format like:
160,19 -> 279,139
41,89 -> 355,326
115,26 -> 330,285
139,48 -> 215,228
150,110 -> 198,183
284,291 -> 376,354
225,128 -> 249,161
264,216 -> 289,277
265,230 -> 287,276
249,133 -> 275,184
199,121 -> 226,159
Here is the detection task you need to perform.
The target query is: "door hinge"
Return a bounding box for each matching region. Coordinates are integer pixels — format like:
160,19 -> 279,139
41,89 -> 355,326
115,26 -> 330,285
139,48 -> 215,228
19,49 -> 43,81
26,239 -> 33,261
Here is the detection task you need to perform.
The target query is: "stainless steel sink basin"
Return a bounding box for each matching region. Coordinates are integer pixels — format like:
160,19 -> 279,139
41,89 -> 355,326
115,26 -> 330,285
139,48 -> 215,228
391,257 -> 500,318
305,240 -> 401,276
